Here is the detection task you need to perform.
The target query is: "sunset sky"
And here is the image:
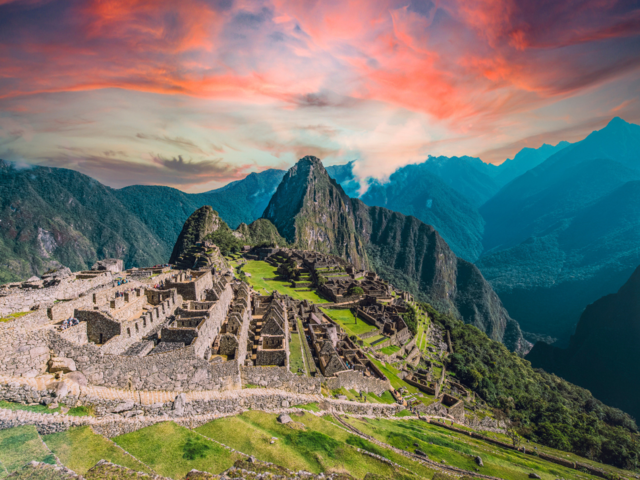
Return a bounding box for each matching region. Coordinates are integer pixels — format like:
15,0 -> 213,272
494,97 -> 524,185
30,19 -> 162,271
1,0 -> 639,191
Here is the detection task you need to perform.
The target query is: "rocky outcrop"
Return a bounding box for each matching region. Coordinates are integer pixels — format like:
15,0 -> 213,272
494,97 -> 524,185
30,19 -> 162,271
263,156 -> 526,351
169,206 -> 223,264
263,156 -> 369,269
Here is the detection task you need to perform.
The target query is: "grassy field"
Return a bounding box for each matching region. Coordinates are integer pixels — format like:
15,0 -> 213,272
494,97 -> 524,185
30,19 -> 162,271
241,261 -> 327,302
196,411 -> 434,479
43,426 -> 150,475
0,425 -> 56,476
320,308 -> 378,337
288,329 -> 307,376
341,417 -> 600,480
113,421 -> 241,479
366,354 -> 435,406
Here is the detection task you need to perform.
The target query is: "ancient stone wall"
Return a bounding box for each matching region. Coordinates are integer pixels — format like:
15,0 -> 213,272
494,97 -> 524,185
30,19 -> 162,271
58,322 -> 88,345
0,272 -> 114,317
324,370 -> 390,396
241,366 -> 321,394
48,331 -> 240,391
0,329 -> 49,378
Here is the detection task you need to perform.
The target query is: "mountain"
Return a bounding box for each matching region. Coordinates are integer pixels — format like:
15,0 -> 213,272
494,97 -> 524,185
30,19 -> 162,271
115,169 -> 285,243
326,161 -> 486,262
411,156 -> 500,207
264,157 -> 369,269
169,205 -> 224,264
526,265 -> 640,422
264,155 -> 527,351
0,160 -> 167,283
493,141 -> 570,186
477,117 -> 640,342
0,162 -> 285,283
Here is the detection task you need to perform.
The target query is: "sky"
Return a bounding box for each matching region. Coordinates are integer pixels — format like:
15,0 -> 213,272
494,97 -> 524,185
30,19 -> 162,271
0,0 -> 639,192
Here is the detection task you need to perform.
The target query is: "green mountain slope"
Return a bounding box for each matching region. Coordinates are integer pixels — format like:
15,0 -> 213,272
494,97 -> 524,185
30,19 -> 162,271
0,162 -> 285,283
430,304 -> 639,469
264,156 -> 526,351
527,265 -> 640,423
0,161 -> 166,283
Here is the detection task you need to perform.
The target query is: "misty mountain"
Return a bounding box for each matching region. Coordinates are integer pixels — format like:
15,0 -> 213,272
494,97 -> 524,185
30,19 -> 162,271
477,117 -> 640,342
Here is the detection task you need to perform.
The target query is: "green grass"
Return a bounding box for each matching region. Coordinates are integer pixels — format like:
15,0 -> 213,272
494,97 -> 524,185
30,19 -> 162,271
0,311 -> 29,323
288,329 -> 307,376
292,403 -> 321,412
342,417 -> 601,480
0,425 -> 56,475
364,334 -> 386,345
320,308 -> 378,337
0,401 -> 94,417
43,426 -> 150,475
394,409 -> 415,417
380,345 -> 401,355
241,261 -> 327,302
196,411 -> 433,479
365,355 -> 435,406
113,421 -> 240,479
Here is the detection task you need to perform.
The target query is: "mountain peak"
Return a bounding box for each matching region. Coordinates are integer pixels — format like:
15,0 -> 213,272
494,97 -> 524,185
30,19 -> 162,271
606,116 -> 630,128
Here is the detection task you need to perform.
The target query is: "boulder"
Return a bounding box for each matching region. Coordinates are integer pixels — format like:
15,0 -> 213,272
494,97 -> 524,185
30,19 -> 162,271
48,357 -> 76,374
65,372 -> 87,387
277,414 -> 292,424
415,449 -> 427,457
173,393 -> 187,416
111,400 -> 135,413
475,456 -> 483,467
529,474 -> 541,479
51,382 -> 68,399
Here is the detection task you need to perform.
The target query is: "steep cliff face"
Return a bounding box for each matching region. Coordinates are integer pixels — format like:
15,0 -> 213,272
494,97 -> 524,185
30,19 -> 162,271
169,206 -> 222,264
264,156 -> 526,351
527,265 -> 640,420
263,156 -> 369,269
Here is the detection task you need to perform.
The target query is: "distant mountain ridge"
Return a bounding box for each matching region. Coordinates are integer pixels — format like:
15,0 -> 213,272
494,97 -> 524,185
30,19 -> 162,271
264,156 -> 527,351
477,117 -> 640,342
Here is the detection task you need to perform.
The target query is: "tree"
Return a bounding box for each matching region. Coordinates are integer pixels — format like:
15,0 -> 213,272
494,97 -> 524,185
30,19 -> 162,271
316,275 -> 327,286
347,285 -> 364,296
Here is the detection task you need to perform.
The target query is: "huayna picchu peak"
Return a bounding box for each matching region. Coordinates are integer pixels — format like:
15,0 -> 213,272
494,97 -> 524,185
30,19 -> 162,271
265,156 -> 527,353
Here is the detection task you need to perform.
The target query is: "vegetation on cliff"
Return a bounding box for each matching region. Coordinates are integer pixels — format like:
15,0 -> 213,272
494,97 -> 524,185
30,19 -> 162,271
169,206 -> 222,263
424,303 -> 640,469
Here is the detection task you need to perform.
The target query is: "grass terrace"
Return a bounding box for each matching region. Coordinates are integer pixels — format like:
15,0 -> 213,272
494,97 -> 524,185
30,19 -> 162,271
195,410 -> 435,479
320,308 -> 378,337
379,345 -> 401,356
340,416 -> 604,480
0,425 -> 56,476
113,421 -> 241,479
241,261 -> 327,303
288,329 -> 307,376
44,426 -> 150,476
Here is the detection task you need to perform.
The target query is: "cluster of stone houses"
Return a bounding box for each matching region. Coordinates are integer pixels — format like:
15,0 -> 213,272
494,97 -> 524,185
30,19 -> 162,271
356,297 -> 412,347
